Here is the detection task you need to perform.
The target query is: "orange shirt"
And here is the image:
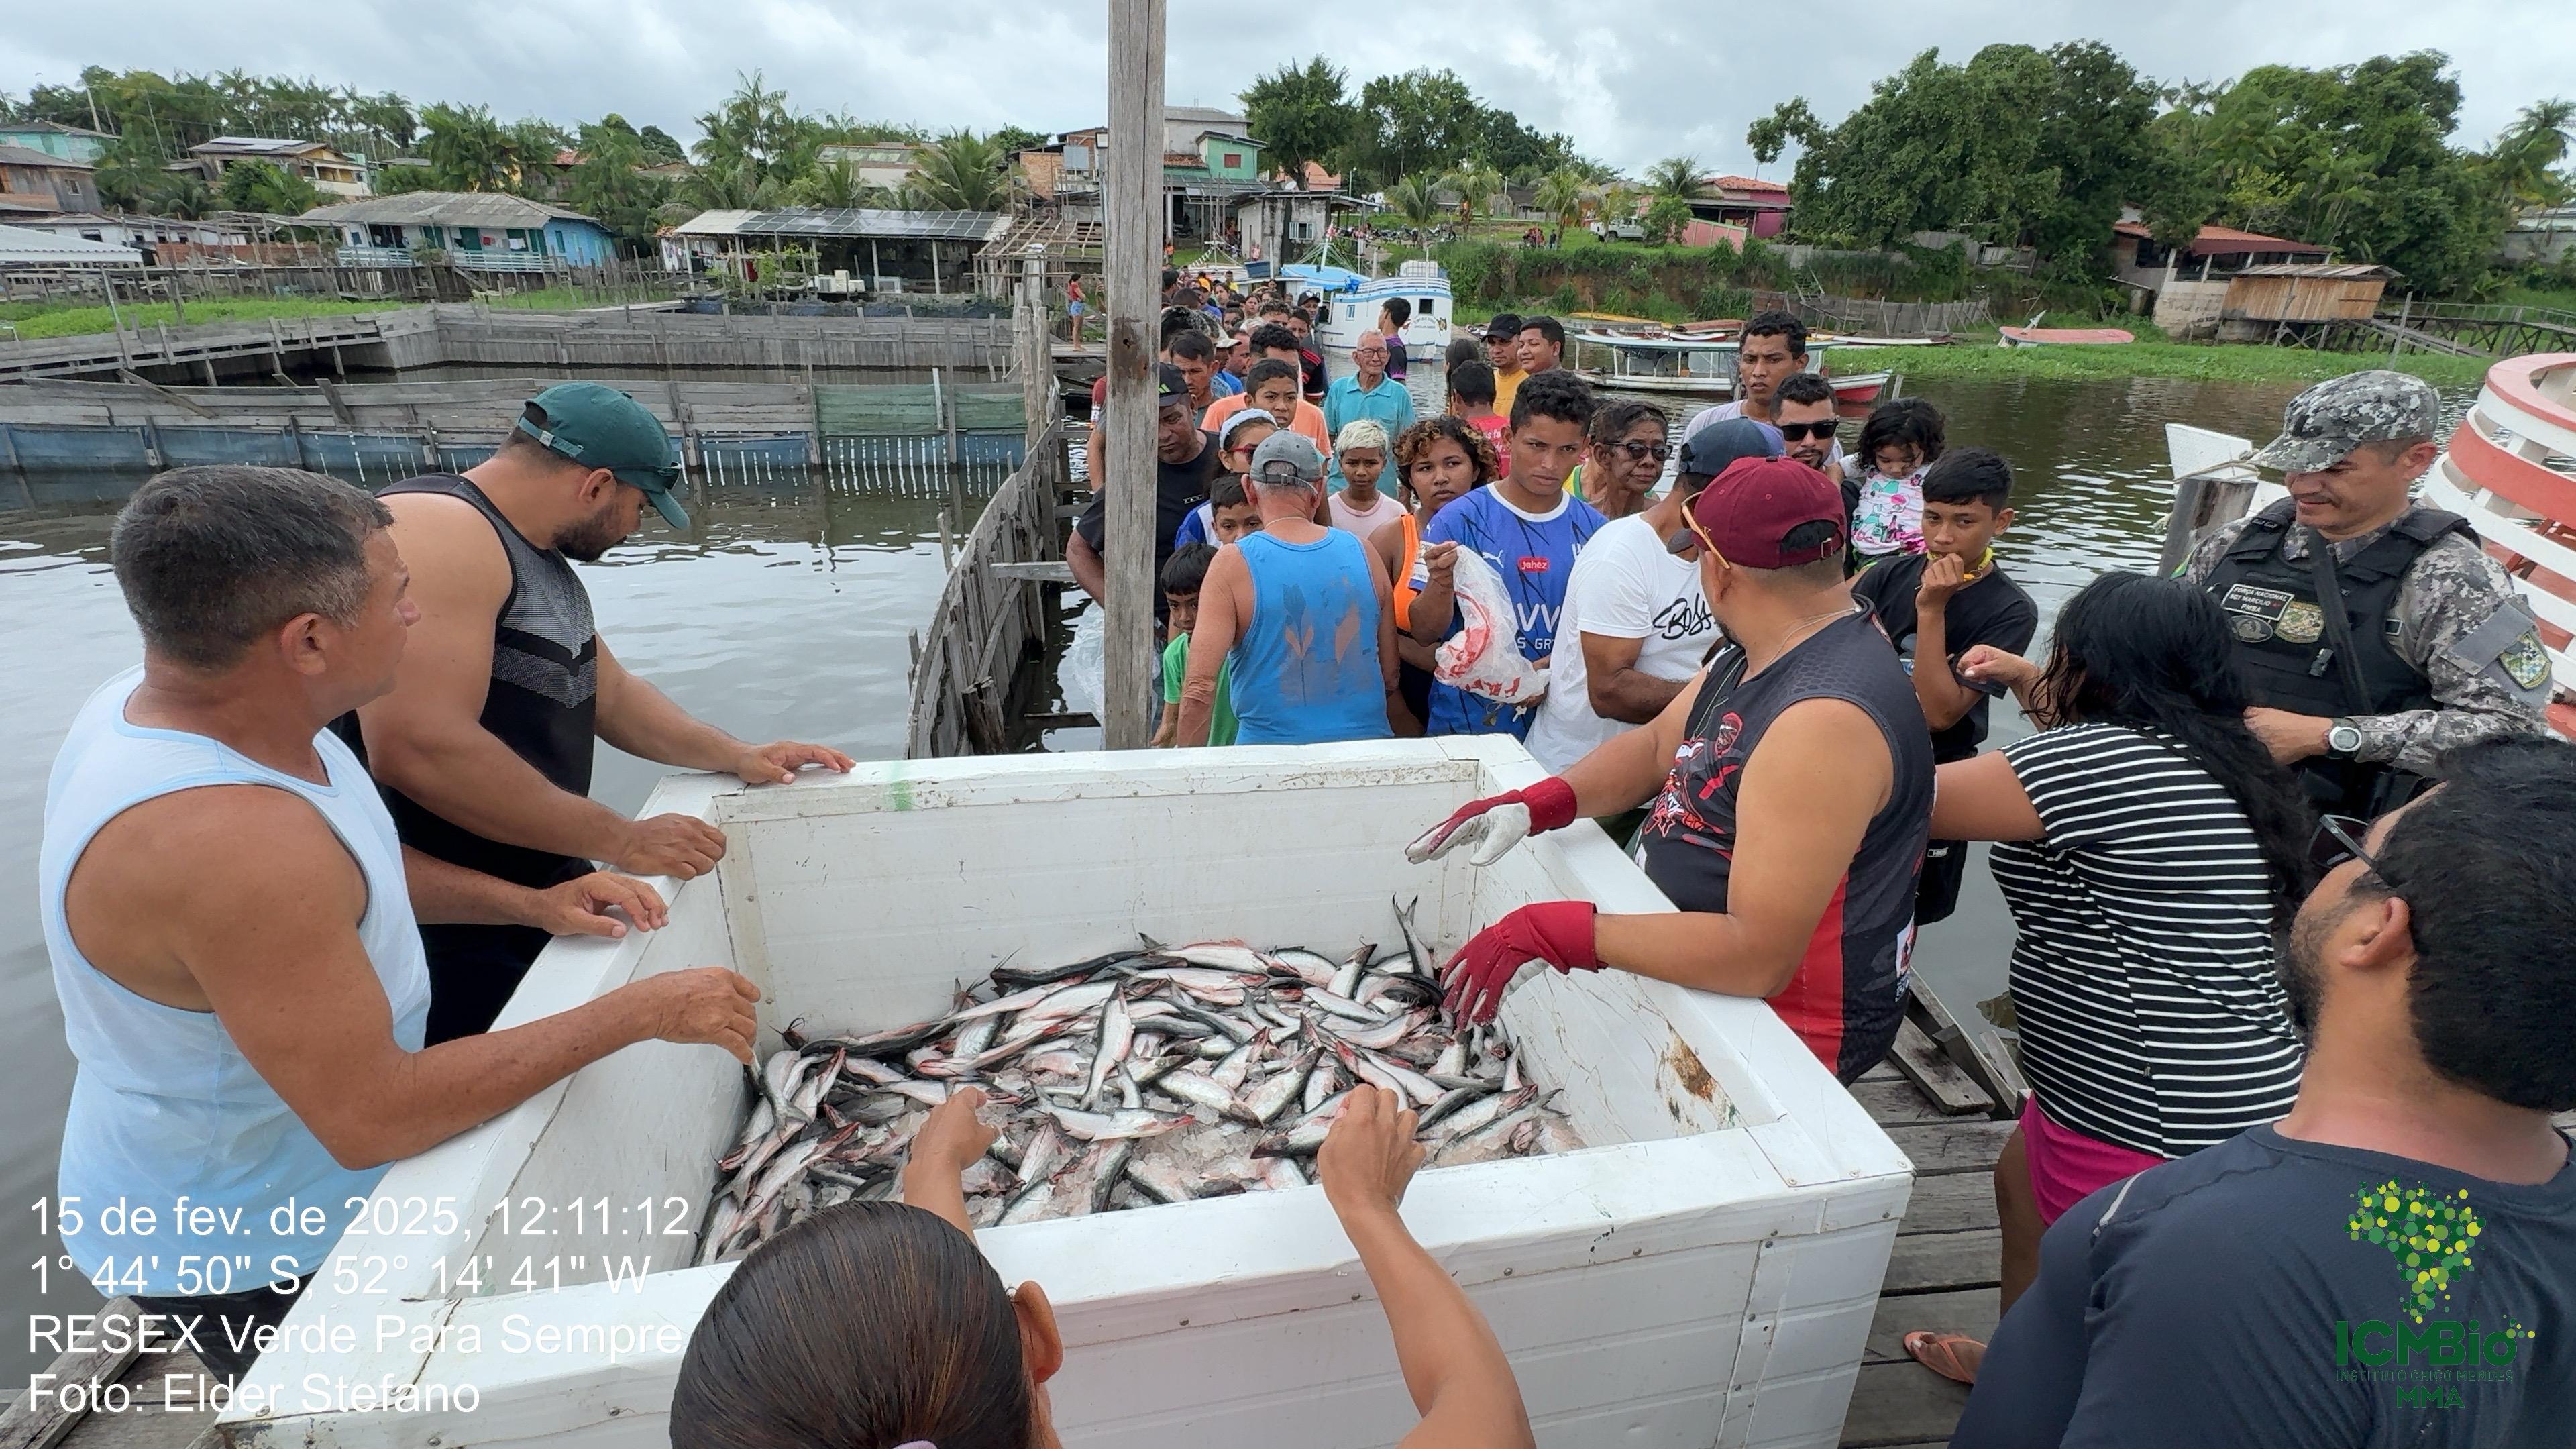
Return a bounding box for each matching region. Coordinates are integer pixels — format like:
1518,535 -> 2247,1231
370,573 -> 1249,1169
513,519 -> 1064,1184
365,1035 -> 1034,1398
1201,394 -> 1330,452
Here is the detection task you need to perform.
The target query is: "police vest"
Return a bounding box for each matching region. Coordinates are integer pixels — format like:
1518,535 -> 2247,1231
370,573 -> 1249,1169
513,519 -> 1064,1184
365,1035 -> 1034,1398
2203,500 -> 2471,814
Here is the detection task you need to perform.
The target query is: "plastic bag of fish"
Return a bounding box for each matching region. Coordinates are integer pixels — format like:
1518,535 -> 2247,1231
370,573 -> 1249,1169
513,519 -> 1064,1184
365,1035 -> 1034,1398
698,897 -> 1578,1263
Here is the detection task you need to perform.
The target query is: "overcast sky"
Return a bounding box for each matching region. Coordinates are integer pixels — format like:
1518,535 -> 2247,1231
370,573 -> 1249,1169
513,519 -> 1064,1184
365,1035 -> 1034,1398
5,1 -> 2568,176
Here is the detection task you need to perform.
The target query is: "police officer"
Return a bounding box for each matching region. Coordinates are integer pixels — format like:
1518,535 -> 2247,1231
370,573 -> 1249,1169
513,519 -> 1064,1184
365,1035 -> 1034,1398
2185,370 -> 2551,817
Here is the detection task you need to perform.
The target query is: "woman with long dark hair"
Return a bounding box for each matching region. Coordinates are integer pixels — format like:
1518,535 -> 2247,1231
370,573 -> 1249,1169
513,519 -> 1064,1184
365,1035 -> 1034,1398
1901,572 -> 2315,1387
672,1087 -> 1533,1449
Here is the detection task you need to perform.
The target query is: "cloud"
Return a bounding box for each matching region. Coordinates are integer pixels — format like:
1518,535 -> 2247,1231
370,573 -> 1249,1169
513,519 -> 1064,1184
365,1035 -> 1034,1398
4,0 -> 2565,174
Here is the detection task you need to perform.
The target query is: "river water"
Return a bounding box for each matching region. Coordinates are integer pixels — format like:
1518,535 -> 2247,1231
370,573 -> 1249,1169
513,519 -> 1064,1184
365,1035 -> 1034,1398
0,372 -> 2346,1371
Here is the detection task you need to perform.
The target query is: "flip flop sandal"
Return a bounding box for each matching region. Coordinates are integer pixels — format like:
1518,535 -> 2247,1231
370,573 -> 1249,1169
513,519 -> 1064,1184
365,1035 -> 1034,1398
1903,1329 -> 1984,1386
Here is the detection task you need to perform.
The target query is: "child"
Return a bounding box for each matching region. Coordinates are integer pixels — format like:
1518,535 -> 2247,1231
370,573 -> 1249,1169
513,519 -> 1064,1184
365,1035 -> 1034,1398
1327,419 -> 1406,538
1849,446 -> 2036,925
1847,397 -> 1947,563
1174,471 -> 1267,551
1444,360 -> 1511,478
1152,543 -> 1238,747
1173,414 -> 1277,549
1244,358 -> 1303,433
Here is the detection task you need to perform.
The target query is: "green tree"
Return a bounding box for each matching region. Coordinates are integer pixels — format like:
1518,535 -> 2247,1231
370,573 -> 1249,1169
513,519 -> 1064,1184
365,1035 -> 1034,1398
1534,168 -> 1593,231
637,124 -> 687,165
1746,99 -> 1821,170
1444,160 -> 1507,225
419,102 -> 517,190
900,131 -> 1016,211
2487,99 -> 2575,207
218,158 -> 319,215
1381,174 -> 1446,258
150,175 -> 215,219
569,116 -> 672,247
1644,156 -> 1709,201
786,158 -> 879,208
1642,193 -> 1695,245
1241,57 -> 1358,188
985,125 -> 1047,156
692,71 -> 820,190
1341,68 -> 1482,191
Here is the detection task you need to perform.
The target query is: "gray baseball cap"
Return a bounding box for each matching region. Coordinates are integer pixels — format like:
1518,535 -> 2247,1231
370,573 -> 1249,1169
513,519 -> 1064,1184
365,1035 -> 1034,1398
2249,370 -> 2441,474
1250,431 -> 1326,487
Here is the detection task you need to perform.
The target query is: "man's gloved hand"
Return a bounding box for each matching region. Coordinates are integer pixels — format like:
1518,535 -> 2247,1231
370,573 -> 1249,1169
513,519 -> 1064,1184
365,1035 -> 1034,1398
1438,901 -> 1600,1023
1404,776 -> 1580,867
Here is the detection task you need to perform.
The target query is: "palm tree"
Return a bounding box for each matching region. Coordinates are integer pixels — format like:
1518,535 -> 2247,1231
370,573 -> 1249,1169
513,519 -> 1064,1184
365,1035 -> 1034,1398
2490,99 -> 2575,208
900,131 -> 1016,211
1383,174 -> 1446,258
152,176 -> 216,219
1644,155 -> 1709,201
1443,161 -> 1507,227
1533,168 -> 1593,235
786,158 -> 881,209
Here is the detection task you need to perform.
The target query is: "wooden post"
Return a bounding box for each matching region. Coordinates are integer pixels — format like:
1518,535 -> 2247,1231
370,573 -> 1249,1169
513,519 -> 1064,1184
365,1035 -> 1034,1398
1018,246 -> 1051,449
1100,0 -> 1166,749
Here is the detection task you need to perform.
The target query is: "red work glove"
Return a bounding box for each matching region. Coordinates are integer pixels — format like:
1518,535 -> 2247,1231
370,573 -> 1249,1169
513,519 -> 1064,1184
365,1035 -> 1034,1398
1438,901 -> 1599,1024
1404,776 -> 1580,867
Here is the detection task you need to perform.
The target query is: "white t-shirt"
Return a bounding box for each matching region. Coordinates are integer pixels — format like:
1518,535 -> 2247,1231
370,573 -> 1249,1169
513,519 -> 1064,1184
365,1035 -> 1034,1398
1327,488 -> 1406,538
1684,400 -> 1845,474
1522,513 -> 1718,773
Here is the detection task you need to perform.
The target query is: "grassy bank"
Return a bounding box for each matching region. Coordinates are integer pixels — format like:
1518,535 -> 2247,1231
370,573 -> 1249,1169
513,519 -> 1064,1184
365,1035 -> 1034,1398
1832,339 -> 2493,388
0,294 -> 405,342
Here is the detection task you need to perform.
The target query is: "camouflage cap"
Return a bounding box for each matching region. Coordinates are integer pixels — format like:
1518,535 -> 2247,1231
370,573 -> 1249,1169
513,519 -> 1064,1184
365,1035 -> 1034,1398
2249,370 -> 2441,474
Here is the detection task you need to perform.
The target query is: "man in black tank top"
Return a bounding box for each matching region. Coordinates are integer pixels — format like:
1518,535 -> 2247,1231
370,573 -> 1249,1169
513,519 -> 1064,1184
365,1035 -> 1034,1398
1409,457 -> 1933,1083
337,384 -> 853,1042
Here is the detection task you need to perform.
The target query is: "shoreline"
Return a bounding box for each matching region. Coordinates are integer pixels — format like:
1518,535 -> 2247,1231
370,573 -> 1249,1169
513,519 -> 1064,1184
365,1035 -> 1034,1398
1825,339 -> 2491,389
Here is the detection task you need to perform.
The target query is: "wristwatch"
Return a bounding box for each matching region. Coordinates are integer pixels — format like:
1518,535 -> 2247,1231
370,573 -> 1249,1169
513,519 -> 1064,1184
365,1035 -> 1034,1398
2326,719 -> 2363,758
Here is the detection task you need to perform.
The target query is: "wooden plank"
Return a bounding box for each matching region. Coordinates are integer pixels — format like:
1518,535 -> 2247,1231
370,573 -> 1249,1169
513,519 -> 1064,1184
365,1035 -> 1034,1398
1910,974 -> 2027,1111
1864,1287 -> 1998,1364
991,559 -> 1077,584
1847,1077 -> 1956,1126
1893,1171 -> 1998,1235
0,1298 -> 146,1449
1882,1228 -> 2000,1295
1839,1362 -> 1972,1448
1888,1018 -> 1994,1116
1879,1119 -> 2015,1176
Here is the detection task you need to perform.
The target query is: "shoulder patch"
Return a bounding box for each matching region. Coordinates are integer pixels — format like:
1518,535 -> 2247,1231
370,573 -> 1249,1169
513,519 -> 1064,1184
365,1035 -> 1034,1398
2502,631 -> 2552,691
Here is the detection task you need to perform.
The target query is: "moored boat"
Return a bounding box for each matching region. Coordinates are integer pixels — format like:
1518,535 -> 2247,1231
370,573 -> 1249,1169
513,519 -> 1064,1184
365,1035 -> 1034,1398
1280,259 -> 1454,362
1570,327 -> 1895,402
1998,325 -> 2137,347
2164,352 -> 2576,735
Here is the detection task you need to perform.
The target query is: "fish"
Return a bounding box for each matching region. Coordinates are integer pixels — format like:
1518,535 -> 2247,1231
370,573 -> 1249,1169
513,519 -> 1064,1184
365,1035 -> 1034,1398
1085,990 -> 1133,1107
698,901 -> 1576,1252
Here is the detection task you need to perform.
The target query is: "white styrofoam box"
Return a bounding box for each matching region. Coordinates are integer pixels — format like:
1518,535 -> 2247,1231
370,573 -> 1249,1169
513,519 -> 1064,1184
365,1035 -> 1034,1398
225,738 -> 1911,1448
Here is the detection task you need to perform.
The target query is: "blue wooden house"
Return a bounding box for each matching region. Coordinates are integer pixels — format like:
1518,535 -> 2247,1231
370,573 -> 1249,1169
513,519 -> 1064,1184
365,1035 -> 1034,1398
301,193 -> 617,270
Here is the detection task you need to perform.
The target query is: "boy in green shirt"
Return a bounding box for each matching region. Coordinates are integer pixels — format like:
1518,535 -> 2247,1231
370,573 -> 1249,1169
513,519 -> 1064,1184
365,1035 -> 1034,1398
1152,542 -> 1237,746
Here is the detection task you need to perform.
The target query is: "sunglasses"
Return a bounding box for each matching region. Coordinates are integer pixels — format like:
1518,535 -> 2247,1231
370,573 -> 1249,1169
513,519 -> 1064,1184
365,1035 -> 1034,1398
2309,814 -> 2394,883
1607,440 -> 1672,462
1668,505 -> 1730,565
1775,421 -> 1839,443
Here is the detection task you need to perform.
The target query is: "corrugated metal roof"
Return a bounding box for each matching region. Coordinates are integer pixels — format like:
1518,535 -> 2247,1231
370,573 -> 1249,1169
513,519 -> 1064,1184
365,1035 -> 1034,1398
2232,262 -> 2400,280
669,209 -> 759,237
0,143 -> 93,170
716,207 -> 1010,241
192,136 -> 334,156
2114,220 -> 2329,256
0,223 -> 144,265
300,193 -> 602,229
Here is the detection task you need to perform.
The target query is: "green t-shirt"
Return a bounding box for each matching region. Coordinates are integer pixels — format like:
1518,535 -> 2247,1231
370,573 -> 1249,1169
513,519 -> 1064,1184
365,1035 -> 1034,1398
1161,632 -> 1238,745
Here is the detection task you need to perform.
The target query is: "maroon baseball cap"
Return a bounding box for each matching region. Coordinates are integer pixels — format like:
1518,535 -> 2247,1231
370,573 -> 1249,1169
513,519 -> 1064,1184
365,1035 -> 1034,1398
1682,456 -> 1847,568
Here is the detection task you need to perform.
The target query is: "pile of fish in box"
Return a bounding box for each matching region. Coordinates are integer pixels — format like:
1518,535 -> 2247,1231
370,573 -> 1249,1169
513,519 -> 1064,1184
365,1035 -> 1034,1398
699,898 -> 1576,1262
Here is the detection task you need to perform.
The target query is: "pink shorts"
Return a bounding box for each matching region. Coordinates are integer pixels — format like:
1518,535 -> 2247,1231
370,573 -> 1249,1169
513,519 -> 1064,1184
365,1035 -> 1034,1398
2021,1095 -> 2165,1224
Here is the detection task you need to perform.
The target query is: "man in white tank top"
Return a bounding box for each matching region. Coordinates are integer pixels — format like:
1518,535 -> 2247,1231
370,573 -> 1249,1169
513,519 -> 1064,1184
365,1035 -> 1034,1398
46,466 -> 759,1379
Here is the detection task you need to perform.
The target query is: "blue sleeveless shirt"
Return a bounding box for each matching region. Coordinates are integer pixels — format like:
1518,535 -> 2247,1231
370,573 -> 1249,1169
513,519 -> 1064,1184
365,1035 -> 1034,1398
1228,530 -> 1392,745
42,668 -> 432,1295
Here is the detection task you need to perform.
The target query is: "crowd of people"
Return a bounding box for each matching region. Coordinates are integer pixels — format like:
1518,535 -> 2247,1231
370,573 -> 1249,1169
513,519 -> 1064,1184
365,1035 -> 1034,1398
34,250 -> 2574,1444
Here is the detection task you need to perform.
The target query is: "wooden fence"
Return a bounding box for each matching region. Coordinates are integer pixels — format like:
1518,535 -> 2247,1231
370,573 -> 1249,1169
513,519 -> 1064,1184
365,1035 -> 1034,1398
904,275 -> 1071,758
1762,290 -> 1992,337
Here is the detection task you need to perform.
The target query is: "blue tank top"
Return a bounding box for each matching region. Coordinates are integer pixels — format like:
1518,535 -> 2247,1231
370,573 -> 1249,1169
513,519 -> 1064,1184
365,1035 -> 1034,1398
42,667 -> 432,1295
1228,529 -> 1392,745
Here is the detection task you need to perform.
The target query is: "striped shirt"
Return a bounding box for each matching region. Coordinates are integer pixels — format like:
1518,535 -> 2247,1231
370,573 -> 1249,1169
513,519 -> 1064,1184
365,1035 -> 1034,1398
1988,724 -> 2303,1157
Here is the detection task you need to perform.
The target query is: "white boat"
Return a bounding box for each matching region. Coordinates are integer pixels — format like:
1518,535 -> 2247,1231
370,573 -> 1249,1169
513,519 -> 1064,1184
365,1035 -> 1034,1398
1571,329 -> 1896,402
235,739 -> 1913,1448
2163,354 -> 2575,730
1281,260 -> 1455,364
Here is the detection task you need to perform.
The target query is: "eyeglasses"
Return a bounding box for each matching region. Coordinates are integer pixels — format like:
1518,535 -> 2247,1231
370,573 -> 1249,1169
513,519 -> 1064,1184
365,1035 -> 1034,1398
2309,814 -> 2395,883
1609,441 -> 1672,462
1670,504 -> 1731,567
1775,421 -> 1839,443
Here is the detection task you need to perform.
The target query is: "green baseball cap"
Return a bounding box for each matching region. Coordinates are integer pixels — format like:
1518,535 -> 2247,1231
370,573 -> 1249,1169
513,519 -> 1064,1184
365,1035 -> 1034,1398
515,382 -> 689,529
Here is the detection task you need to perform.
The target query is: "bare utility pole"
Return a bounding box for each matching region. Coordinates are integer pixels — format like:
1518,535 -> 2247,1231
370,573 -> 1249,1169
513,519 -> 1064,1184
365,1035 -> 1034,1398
1100,0 -> 1166,749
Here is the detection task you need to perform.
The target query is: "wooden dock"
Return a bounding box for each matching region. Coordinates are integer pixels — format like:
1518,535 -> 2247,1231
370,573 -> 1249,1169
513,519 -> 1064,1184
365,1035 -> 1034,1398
0,305 -> 1014,384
